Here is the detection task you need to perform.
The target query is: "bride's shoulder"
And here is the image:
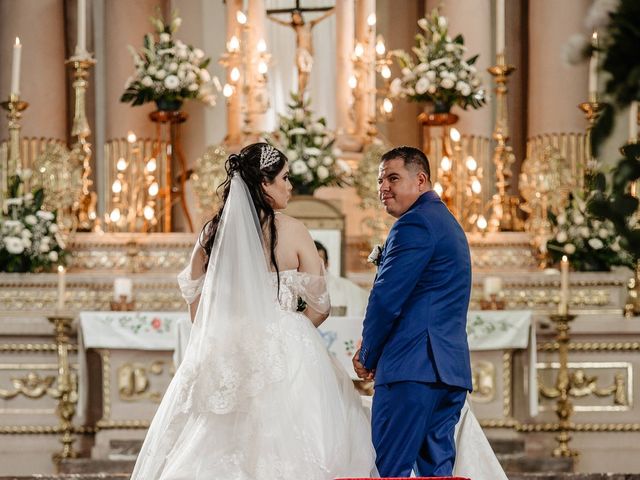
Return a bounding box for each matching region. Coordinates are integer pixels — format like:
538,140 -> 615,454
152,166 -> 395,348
275,213 -> 307,232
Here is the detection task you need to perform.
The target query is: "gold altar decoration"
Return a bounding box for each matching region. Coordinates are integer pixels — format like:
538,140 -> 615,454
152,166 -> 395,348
219,9 -> 271,139
578,100 -> 604,187
33,143 -> 84,234
118,360 -> 165,402
519,146 -> 572,261
487,53 -> 519,232
351,13 -> 378,140
538,313 -> 579,458
0,94 -> 29,211
103,135 -> 167,233
67,56 -> 97,230
191,144 -> 228,223
47,314 -> 78,463
374,35 -> 395,122
624,260 -> 640,317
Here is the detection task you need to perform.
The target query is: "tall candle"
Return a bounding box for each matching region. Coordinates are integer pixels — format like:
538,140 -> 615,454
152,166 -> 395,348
496,0 -> 505,54
558,255 -> 569,315
77,0 -> 87,55
10,37 -> 21,95
57,265 -> 66,311
588,31 -> 599,100
630,101 -> 638,143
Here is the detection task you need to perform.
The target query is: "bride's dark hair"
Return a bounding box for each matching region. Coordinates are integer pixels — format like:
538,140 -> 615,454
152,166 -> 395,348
199,142 -> 288,279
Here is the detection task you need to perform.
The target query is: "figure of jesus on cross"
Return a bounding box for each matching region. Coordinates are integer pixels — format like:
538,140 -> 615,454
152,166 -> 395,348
267,1 -> 334,95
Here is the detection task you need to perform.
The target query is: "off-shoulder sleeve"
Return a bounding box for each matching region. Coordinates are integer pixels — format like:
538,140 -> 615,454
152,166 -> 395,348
297,270 -> 331,315
177,240 -> 206,304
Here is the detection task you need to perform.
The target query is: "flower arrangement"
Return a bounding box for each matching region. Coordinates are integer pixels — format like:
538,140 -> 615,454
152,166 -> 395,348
389,8 -> 486,112
267,93 -> 351,195
546,191 -> 632,271
0,172 -> 66,273
120,11 -> 217,110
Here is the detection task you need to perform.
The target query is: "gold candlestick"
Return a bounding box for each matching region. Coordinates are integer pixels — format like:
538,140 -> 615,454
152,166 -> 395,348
487,53 -> 517,232
66,56 -> 97,231
47,314 -> 78,463
578,99 -> 604,190
1,94 -> 29,212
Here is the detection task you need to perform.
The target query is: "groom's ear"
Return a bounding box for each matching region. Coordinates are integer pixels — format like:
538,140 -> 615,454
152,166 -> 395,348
417,170 -> 429,191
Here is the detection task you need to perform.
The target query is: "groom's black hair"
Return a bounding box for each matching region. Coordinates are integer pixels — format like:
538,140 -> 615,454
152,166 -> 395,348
381,146 -> 431,181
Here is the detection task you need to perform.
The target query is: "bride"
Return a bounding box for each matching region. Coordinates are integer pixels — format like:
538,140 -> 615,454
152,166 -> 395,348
130,143 -> 376,479
130,142 -> 508,480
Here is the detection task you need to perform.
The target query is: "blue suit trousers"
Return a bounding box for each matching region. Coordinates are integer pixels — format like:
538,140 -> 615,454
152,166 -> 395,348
372,381 -> 467,477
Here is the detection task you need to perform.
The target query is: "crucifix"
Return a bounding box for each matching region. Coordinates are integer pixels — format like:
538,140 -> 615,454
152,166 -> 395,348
267,0 -> 334,94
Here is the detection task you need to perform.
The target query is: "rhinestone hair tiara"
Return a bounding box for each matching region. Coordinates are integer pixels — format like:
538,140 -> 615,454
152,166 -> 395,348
260,145 -> 280,170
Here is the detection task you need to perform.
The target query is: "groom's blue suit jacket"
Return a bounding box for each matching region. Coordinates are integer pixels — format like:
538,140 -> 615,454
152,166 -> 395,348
360,190 -> 472,390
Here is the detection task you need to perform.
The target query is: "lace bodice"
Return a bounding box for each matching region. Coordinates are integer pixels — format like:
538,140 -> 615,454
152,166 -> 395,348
274,270 -> 329,313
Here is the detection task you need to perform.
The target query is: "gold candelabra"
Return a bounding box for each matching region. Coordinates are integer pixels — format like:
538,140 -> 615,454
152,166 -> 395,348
0,94 -> 29,213
539,313 -> 579,458
219,10 -> 271,141
66,56 -> 97,231
487,53 -> 518,232
47,314 -> 78,463
373,34 -> 394,123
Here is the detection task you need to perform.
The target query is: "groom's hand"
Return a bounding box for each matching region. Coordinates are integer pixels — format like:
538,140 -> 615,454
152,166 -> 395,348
352,349 -> 374,380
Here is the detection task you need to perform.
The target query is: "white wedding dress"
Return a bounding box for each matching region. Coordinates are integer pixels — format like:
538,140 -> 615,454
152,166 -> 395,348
130,176 -> 376,480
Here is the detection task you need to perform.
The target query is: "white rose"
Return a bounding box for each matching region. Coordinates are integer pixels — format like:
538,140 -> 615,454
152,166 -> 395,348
156,69 -> 167,79
24,215 -> 37,226
286,149 -> 298,161
611,239 -> 621,252
322,156 -> 334,166
199,69 -> 211,82
291,160 -> 309,175
556,231 -> 568,243
459,70 -> 468,79
588,238 -> 604,250
193,48 -> 205,59
441,78 -> 455,89
314,136 -> 323,146
417,18 -> 428,30
186,71 -> 197,83
141,76 -> 154,87
294,109 -> 305,122
288,127 -> 307,136
48,251 -> 59,262
22,237 -> 32,249
36,210 -> 54,221
168,62 -> 178,72
164,75 -> 180,90
148,65 -> 157,75
445,43 -> 455,52
159,33 -> 171,43
563,243 -> 576,254
438,16 -> 448,29
317,165 -> 329,180
580,226 -> 590,238
427,85 -> 437,94
598,228 -> 609,239
337,159 -> 351,174
572,212 -> 584,225
188,83 -> 199,91
49,223 -> 59,233
390,77 -> 403,97
4,236 -> 24,255
556,213 -> 566,225
307,157 -> 318,168
39,242 -> 50,253
21,228 -> 32,238
415,77 -> 430,95
304,147 -> 322,156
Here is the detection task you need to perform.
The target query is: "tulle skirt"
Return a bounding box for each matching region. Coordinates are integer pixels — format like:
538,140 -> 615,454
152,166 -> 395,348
132,310 -> 377,480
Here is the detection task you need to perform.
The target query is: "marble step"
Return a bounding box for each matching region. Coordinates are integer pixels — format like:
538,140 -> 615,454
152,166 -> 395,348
57,459 -> 134,475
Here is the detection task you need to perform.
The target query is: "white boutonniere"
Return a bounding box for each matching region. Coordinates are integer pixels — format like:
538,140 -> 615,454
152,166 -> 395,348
367,244 -> 384,266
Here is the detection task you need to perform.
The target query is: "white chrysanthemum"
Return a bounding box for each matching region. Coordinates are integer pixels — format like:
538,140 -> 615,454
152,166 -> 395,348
314,136 -> 323,146
22,237 -> 32,249
598,228 -> 609,239
49,223 -> 59,233
141,76 -> 154,87
588,238 -> 604,250
164,75 -> 180,90
24,215 -> 37,226
556,231 -> 568,243
564,243 -> 576,254
194,48 -> 205,59
580,226 -> 590,238
307,157 -> 318,168
39,242 -> 50,253
441,78 -> 455,89
4,236 -> 25,255
156,69 -> 167,79
48,251 -> 59,262
188,83 -> 199,91
291,160 -> 309,175
286,149 -> 298,161
571,212 -> 584,225
317,165 -> 329,180
322,156 -> 334,166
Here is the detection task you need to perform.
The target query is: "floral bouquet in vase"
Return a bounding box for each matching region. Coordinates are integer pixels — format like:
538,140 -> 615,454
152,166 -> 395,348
389,8 -> 486,113
546,191 -> 633,272
267,93 -> 351,195
121,11 -> 217,111
0,172 -> 67,273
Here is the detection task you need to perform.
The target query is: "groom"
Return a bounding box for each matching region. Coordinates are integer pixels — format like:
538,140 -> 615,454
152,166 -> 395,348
353,146 -> 472,477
